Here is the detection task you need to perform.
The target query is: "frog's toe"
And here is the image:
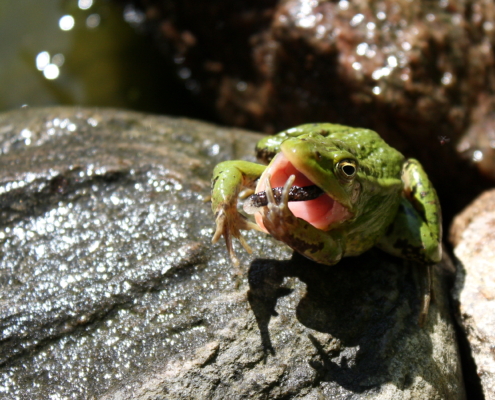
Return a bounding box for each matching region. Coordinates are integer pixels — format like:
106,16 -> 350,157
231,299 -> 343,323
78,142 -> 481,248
212,208 -> 228,244
213,207 -> 260,242
213,206 -> 261,265
264,174 -> 276,204
261,177 -> 298,239
281,175 -> 296,207
212,210 -> 242,266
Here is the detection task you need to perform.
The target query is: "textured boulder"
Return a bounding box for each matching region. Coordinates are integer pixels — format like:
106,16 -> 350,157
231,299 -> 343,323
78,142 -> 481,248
0,107 -> 464,399
120,0 -> 495,138
451,189 -> 495,400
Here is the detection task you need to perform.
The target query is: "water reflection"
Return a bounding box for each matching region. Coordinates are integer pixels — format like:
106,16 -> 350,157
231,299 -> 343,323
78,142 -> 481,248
43,63 -> 60,80
3,0 -> 146,107
36,51 -> 50,71
52,53 -> 65,67
36,51 -> 61,80
0,0 -> 216,120
78,0 -> 93,10
86,13 -> 100,28
59,14 -> 75,31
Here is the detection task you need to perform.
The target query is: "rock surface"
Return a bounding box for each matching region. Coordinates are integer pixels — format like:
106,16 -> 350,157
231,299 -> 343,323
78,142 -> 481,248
451,189 -> 495,400
0,107 -> 464,399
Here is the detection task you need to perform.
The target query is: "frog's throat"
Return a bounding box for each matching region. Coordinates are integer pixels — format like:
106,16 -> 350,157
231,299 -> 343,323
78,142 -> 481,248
254,153 -> 351,231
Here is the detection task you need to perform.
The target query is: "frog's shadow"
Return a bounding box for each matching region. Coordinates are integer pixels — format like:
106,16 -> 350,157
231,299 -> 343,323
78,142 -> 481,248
247,250 -> 436,393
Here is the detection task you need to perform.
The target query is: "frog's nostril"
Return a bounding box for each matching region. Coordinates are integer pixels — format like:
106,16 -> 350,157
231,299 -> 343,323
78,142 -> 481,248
315,151 -> 322,160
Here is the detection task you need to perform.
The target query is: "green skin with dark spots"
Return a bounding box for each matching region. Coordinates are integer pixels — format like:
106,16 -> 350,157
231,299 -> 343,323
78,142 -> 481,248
211,123 -> 442,267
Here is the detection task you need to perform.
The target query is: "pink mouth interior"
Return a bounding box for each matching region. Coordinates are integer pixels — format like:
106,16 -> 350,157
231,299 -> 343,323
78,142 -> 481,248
255,153 -> 349,231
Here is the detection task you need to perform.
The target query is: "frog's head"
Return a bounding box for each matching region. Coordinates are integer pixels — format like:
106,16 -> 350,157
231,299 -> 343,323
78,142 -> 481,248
255,134 -> 360,231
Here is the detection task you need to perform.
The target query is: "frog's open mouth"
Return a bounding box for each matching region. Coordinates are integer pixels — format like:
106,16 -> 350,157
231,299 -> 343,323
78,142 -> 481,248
245,152 -> 350,231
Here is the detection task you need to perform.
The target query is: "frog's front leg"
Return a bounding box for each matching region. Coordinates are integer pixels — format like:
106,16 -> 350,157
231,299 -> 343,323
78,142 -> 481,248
211,160 -> 266,266
378,159 -> 442,264
259,175 -> 344,265
377,159 -> 442,326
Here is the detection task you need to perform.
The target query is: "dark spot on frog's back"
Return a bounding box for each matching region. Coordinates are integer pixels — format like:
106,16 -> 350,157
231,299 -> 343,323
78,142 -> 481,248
319,129 -> 329,137
256,148 -> 275,164
393,238 -> 425,262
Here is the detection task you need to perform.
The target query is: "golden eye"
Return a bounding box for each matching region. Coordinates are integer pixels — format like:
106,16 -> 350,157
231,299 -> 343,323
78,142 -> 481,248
338,160 -> 357,179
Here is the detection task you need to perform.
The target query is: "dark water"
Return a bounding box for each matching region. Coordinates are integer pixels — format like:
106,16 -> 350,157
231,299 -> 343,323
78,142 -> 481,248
0,0 -> 211,118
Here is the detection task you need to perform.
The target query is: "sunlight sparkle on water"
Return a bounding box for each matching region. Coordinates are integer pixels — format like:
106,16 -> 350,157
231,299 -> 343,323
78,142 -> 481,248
86,14 -> 100,28
78,0 -> 93,10
59,15 -> 75,31
51,53 -> 65,67
36,52 -> 50,71
36,52 -> 64,80
43,64 -> 60,80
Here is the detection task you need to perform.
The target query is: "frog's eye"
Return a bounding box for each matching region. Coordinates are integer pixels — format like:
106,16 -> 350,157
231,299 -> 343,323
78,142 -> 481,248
337,159 -> 357,179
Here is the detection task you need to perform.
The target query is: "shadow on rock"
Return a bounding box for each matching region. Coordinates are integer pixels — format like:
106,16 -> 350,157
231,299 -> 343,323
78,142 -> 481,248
248,249 -> 437,393
247,258 -> 296,357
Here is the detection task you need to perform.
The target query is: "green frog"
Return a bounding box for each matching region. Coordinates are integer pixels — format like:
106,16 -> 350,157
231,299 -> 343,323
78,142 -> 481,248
211,123 -> 442,323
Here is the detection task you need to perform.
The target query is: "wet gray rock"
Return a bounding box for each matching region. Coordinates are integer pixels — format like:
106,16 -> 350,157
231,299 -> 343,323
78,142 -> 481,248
0,107 -> 464,399
451,189 -> 495,399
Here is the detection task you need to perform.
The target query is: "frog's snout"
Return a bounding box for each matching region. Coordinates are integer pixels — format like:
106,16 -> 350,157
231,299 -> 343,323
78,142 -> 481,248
281,137 -> 337,167
281,137 -> 318,160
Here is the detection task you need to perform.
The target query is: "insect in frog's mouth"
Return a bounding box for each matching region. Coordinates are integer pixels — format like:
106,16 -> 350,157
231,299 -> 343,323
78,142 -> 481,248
244,152 -> 350,231
246,184 -> 324,208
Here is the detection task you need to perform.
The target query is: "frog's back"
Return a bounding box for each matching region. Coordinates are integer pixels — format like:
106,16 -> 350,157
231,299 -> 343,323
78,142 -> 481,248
301,123 -> 405,179
257,123 -> 405,179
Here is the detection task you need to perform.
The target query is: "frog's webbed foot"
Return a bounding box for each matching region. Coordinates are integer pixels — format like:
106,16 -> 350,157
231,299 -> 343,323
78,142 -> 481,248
212,205 -> 262,267
260,174 -> 298,240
